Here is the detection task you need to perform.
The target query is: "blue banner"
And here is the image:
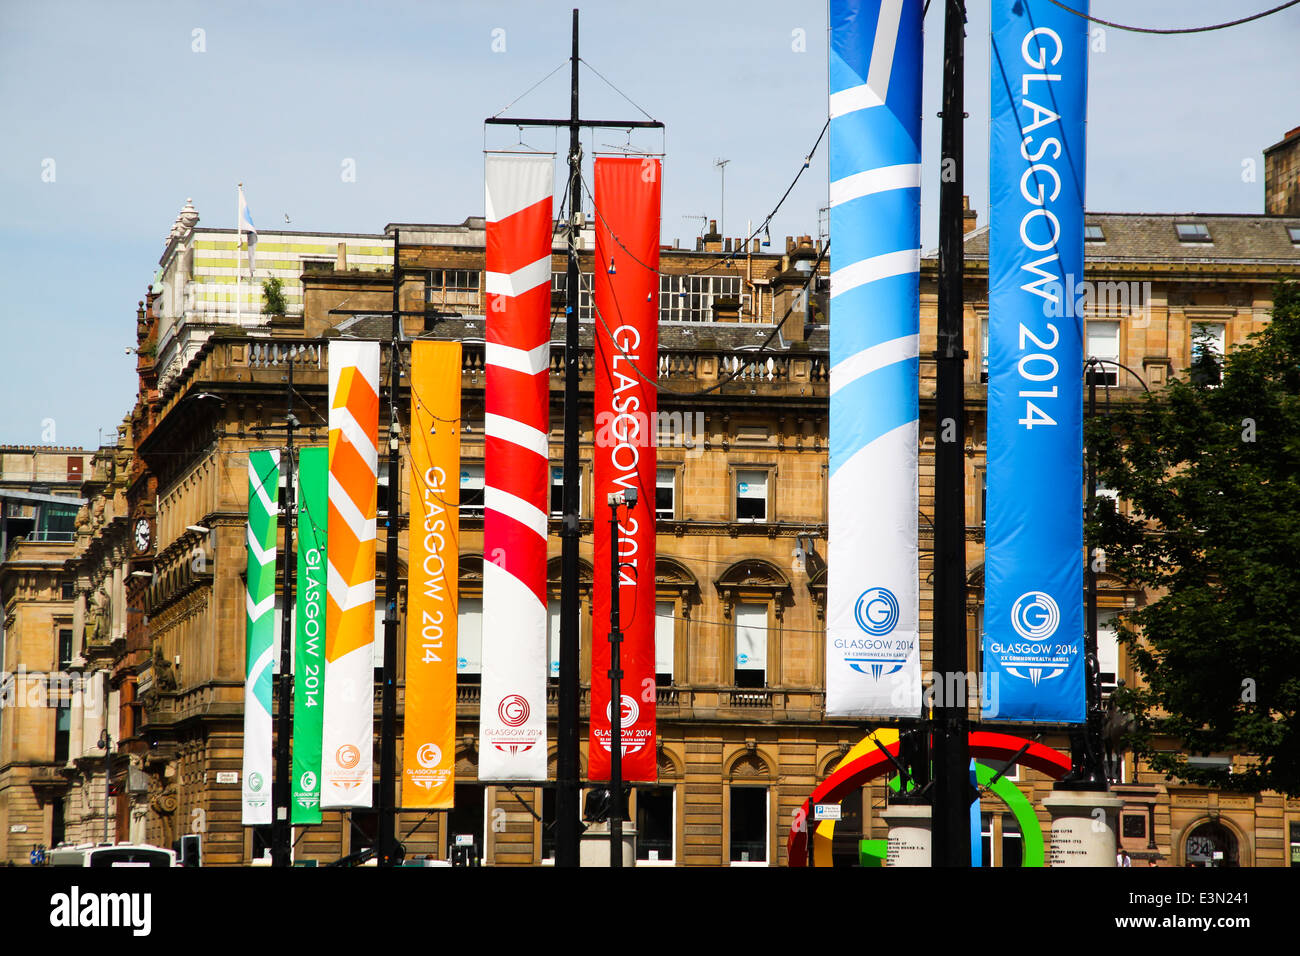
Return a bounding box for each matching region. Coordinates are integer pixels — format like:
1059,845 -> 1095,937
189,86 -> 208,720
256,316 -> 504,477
826,0 -> 924,717
984,0 -> 1088,722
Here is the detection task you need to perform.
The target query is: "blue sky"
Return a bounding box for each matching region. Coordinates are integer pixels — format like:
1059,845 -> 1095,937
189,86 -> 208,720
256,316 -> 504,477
1,0 -> 1297,449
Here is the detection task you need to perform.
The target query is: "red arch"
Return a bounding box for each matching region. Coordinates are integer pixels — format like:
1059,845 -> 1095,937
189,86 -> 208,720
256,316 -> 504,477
787,731 -> 1072,866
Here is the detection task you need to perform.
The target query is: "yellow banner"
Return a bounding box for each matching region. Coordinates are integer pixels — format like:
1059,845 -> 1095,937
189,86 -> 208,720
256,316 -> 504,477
402,340 -> 462,808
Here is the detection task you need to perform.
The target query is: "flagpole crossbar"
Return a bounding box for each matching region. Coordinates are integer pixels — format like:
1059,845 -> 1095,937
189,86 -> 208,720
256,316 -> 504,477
484,117 -> 663,130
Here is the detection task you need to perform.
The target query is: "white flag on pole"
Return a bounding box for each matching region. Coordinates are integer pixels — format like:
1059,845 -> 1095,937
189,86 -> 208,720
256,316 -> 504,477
238,185 -> 258,279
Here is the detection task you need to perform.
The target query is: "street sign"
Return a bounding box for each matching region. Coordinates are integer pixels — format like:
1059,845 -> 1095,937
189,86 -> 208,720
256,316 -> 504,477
813,803 -> 842,821
216,771 -> 239,784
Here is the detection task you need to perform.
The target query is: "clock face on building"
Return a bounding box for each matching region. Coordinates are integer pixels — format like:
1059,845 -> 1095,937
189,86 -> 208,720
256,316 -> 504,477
134,518 -> 151,553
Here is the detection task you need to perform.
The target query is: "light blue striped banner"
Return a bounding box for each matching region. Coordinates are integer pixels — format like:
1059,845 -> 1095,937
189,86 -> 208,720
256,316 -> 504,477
826,0 -> 923,717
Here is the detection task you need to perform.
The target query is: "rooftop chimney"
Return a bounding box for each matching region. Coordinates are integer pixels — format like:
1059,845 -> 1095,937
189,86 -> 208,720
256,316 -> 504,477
1264,125 -> 1300,216
962,195 -> 978,234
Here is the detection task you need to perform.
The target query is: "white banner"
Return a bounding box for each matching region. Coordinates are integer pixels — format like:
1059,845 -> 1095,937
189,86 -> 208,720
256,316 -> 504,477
320,340 -> 380,807
478,152 -> 554,780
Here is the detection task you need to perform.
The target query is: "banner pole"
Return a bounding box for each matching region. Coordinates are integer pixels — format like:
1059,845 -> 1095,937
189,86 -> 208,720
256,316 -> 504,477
931,0 -> 971,867
379,229 -> 402,865
270,360 -> 297,866
556,6 -> 584,868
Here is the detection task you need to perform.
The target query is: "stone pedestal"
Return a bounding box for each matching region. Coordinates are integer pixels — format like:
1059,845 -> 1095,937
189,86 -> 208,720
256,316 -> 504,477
1043,790 -> 1125,867
881,803 -> 932,867
579,822 -> 637,867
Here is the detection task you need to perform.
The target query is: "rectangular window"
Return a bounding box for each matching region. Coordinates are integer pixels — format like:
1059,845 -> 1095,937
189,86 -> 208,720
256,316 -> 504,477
1002,817 -> 1024,868
636,786 -> 675,863
659,274 -> 743,323
1084,224 -> 1105,242
427,269 -> 481,313
655,467 -> 676,520
729,786 -> 769,864
1288,226 -> 1300,245
735,469 -> 768,523
655,601 -> 675,684
549,466 -> 582,518
1290,823 -> 1300,867
1097,609 -> 1120,695
551,272 -> 593,321
979,470 -> 988,526
980,316 -> 989,384
734,602 -> 767,687
980,813 -> 993,867
1175,222 -> 1211,242
460,463 -> 485,518
58,628 -> 73,671
54,704 -> 70,763
458,597 -> 483,678
1085,320 -> 1120,386
547,600 -> 561,680
1190,322 -> 1225,386
61,578 -> 74,601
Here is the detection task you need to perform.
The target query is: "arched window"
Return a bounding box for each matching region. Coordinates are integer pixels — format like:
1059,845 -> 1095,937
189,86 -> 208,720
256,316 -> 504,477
1184,820 -> 1240,867
654,557 -> 700,691
715,559 -> 793,693
725,747 -> 775,866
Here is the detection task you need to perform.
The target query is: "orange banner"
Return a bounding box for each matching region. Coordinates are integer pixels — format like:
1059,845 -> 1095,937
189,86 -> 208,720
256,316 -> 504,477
402,340 -> 461,808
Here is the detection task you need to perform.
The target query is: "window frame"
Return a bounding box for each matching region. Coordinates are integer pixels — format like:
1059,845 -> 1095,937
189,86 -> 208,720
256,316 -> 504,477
633,784 -> 677,866
733,601 -> 769,688
727,785 -> 771,866
655,466 -> 677,521
460,462 -> 485,518
1175,222 -> 1212,243
732,465 -> 772,524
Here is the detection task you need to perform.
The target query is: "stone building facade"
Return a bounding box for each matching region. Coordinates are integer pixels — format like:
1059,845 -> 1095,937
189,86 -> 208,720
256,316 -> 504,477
7,137 -> 1300,865
0,445 -> 86,863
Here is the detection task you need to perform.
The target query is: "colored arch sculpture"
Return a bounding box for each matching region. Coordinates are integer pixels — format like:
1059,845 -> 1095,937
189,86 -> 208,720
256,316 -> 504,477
789,730 -> 1072,867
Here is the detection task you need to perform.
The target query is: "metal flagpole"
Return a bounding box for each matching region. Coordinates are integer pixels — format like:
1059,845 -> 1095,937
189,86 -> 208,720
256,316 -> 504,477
930,0 -> 972,867
378,230 -> 403,865
236,184 -> 242,327
271,356 -> 297,867
485,8 -> 662,867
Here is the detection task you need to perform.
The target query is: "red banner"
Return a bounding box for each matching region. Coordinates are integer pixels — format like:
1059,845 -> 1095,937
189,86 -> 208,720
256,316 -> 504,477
590,156 -> 661,782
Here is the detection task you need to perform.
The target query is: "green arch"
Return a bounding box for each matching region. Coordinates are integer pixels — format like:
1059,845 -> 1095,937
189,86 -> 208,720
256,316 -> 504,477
886,763 -> 1044,867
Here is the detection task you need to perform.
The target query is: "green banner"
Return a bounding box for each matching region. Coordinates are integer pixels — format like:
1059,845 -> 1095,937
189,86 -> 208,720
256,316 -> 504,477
292,446 -> 328,824
242,449 -> 279,825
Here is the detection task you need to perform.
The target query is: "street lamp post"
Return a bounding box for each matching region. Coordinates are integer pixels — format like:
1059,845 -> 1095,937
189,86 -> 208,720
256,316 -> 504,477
605,487 -> 636,867
98,724 -> 112,845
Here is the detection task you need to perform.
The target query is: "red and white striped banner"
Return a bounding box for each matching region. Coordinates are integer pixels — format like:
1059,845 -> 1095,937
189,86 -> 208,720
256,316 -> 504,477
321,340 -> 379,808
590,156 -> 661,782
479,153 -> 554,781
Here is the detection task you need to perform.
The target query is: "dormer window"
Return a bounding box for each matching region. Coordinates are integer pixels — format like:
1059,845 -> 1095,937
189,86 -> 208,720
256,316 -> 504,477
1287,225 -> 1300,245
1084,224 -> 1105,242
1175,223 -> 1211,243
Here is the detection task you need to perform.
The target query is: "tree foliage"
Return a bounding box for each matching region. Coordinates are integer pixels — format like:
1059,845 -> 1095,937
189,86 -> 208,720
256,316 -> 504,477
1090,281 -> 1300,796
262,276 -> 287,318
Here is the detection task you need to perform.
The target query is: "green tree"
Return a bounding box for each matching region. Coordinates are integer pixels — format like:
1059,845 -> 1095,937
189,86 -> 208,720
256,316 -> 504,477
1090,281 -> 1300,796
262,276 -> 287,318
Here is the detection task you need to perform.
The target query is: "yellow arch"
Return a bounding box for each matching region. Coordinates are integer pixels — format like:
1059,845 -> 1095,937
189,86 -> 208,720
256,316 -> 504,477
812,729 -> 899,867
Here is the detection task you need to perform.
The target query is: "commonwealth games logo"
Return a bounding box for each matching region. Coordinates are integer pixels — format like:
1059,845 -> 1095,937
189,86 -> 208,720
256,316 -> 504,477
299,771 -> 317,792
498,694 -> 530,727
1011,591 -> 1060,640
248,772 -> 263,792
416,743 -> 443,768
854,587 -> 899,636
336,744 -> 361,769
